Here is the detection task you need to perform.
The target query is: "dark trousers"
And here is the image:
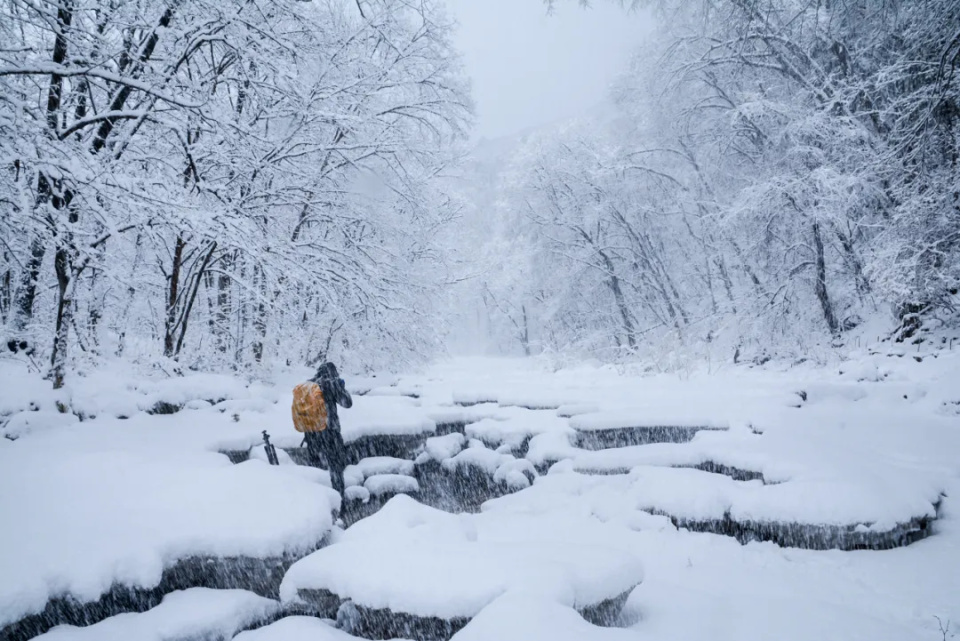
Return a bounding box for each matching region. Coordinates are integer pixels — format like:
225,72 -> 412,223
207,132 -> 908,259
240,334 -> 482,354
304,429 -> 348,498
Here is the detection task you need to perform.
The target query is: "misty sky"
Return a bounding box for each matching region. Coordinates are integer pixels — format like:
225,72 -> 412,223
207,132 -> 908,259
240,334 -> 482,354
443,0 -> 652,141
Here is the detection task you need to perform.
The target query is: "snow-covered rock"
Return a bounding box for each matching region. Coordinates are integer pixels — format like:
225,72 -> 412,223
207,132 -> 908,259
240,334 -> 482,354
420,432 -> 466,462
364,474 -> 420,497
0,448 -> 334,630
451,593 -> 637,641
34,588 -> 279,641
344,457 -> 415,488
233,615 -> 411,641
280,497 -> 643,624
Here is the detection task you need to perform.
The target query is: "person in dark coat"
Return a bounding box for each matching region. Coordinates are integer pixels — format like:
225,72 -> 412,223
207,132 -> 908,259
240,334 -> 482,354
304,362 -> 353,499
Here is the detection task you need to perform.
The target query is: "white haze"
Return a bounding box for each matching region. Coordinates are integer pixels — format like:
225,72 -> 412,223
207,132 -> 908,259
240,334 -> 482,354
443,0 -> 653,140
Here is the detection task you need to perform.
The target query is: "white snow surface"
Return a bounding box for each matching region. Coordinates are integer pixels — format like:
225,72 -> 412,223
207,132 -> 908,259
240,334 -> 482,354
2,349 -> 960,640
451,593 -> 637,641
345,485 -> 371,504
280,496 -> 644,619
344,457 -> 415,488
338,395 -> 435,443
34,588 -> 278,641
0,363 -> 339,629
421,432 -> 466,461
233,615 -> 410,641
440,442 -> 536,489
0,445 -> 334,628
364,474 -> 420,497
442,441 -> 508,475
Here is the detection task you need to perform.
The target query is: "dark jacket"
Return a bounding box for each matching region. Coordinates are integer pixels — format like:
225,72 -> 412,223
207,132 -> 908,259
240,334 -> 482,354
310,362 -> 353,432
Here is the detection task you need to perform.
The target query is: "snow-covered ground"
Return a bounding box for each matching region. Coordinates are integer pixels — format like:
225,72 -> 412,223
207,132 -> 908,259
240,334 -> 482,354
1,345 -> 958,640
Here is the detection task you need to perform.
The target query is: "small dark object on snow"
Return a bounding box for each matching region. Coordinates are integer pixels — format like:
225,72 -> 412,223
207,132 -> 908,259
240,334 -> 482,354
147,401 -> 182,415
7,339 -> 30,354
262,430 -> 280,466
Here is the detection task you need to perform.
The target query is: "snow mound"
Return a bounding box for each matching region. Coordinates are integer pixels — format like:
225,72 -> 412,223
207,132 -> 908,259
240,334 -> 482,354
234,615 -> 410,641
464,408 -> 570,446
34,588 -> 278,641
421,433 -> 466,462
0,361 -> 254,422
451,593 -> 637,641
556,403 -> 600,418
0,449 -> 334,628
344,457 -> 415,488
364,474 -> 420,497
345,486 -> 371,504
440,442 -> 536,488
340,396 -> 435,442
452,391 -> 499,406
0,362 -> 65,416
280,496 -> 643,620
442,441 -> 507,475
2,410 -> 80,440
493,458 -> 537,489
497,463 -> 940,541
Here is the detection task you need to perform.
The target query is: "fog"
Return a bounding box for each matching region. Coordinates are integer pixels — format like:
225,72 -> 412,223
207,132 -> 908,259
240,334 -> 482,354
443,0 -> 652,139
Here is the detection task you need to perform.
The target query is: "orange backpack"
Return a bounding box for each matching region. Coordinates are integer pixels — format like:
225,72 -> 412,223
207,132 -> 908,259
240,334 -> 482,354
291,382 -> 328,432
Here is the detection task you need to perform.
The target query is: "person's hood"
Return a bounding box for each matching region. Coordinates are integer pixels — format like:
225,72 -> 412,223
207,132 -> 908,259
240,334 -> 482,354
312,362 -> 339,383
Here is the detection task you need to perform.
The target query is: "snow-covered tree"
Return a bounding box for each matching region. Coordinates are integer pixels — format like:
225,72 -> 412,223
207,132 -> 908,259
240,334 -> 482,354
1,0 -> 470,385
492,0 -> 960,362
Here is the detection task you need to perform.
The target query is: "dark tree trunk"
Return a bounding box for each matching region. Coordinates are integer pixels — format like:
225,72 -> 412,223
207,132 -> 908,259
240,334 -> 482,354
216,256 -> 232,355
13,1 -> 73,332
520,305 -> 531,356
715,257 -> 738,314
174,242 -> 217,358
599,251 -> 637,349
50,247 -> 74,390
0,262 -> 10,324
832,224 -> 871,298
12,236 -> 47,331
813,221 -> 839,334
45,1 -> 72,131
91,4 -> 177,153
730,239 -> 763,292
49,186 -> 78,389
164,236 -> 185,357
252,265 -> 267,363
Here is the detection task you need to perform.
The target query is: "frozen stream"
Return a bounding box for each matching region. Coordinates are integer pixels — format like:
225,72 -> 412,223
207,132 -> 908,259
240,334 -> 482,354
1,353 -> 959,640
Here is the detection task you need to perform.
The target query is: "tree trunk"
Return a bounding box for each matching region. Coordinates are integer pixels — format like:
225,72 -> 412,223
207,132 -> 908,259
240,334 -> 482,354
115,233 -> 144,357
40,0 -> 76,385
174,242 -> 217,358
0,262 -> 10,324
13,0 -> 73,331
520,305 -> 531,356
215,254 -> 232,355
715,258 -> 738,314
832,223 -> 872,298
91,4 -> 177,153
729,239 -> 763,292
252,265 -> 267,363
85,233 -> 105,353
50,250 -> 74,389
813,221 -> 839,334
11,237 -> 46,331
599,251 -> 637,349
164,236 -> 185,357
